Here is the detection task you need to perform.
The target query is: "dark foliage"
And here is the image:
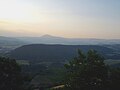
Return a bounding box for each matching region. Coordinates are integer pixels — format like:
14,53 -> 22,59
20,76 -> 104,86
109,68 -> 120,90
63,49 -> 120,90
0,57 -> 24,90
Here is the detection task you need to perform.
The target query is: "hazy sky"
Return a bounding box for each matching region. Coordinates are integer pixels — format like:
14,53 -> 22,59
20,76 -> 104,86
0,0 -> 120,39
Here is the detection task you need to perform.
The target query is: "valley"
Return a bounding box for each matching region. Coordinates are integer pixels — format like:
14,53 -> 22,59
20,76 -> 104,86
0,36 -> 120,89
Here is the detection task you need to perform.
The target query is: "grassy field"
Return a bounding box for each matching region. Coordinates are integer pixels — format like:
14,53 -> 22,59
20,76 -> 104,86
16,60 -> 30,65
105,59 -> 120,65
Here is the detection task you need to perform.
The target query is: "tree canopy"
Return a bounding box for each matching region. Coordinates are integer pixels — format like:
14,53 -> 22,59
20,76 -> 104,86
0,57 -> 24,90
64,49 -> 109,90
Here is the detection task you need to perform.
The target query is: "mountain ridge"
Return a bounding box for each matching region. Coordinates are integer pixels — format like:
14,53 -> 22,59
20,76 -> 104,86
1,35 -> 120,45
16,34 -> 120,45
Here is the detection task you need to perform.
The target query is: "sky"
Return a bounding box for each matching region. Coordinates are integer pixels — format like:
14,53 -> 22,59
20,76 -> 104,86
0,0 -> 120,39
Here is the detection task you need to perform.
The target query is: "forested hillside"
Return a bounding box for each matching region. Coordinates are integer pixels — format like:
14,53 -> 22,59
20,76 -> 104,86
9,44 -> 120,62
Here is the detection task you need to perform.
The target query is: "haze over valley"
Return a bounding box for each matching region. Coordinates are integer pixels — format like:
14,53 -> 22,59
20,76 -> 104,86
0,0 -> 120,90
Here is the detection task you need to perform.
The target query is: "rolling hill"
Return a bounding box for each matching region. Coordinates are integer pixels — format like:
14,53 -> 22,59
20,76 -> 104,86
9,44 -> 119,62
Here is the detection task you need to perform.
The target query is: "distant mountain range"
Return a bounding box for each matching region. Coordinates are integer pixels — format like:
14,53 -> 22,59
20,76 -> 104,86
16,34 -> 120,45
0,35 -> 120,45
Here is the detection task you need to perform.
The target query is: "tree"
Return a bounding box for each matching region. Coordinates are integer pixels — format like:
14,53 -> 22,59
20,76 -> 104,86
109,68 -> 120,90
64,49 -> 109,90
0,57 -> 24,90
